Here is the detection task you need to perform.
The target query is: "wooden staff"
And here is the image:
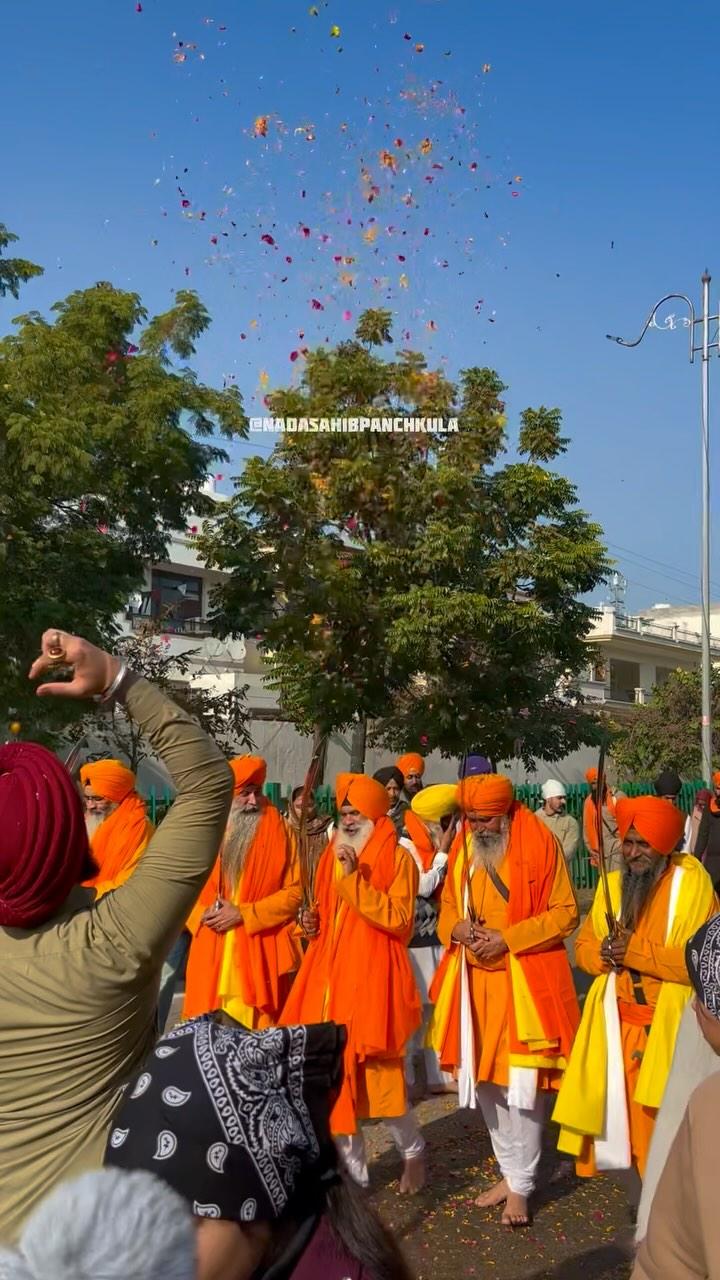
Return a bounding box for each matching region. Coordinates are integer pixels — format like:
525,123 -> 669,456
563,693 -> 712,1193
459,751 -> 477,925
595,737 -> 617,938
297,732 -> 328,910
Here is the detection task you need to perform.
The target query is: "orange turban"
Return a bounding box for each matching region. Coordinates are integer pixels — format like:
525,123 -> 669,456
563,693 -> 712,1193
585,767 -> 598,784
80,760 -> 136,804
615,795 -> 685,856
397,752 -> 425,778
713,771 -> 720,787
229,755 -> 267,794
335,772 -> 389,821
458,773 -> 514,816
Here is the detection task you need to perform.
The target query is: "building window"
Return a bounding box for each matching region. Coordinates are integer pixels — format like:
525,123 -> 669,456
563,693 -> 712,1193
150,570 -> 203,630
609,658 -> 640,704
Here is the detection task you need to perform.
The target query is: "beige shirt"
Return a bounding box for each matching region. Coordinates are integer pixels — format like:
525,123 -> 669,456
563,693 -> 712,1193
0,677 -> 233,1244
633,1071 -> 720,1280
535,807 -> 580,862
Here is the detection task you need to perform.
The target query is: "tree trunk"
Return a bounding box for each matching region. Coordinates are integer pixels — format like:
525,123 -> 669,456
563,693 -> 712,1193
349,716 -> 367,773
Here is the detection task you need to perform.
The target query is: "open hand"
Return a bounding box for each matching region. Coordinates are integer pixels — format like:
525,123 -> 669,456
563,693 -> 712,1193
202,898 -> 242,933
336,843 -> 358,876
29,630 -> 120,700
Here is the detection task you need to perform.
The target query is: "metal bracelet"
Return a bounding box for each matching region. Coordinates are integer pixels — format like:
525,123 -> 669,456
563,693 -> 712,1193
96,662 -> 129,705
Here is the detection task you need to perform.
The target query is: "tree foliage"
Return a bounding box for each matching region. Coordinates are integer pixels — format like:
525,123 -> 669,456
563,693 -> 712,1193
69,620 -> 253,771
0,224 -> 43,300
0,247 -> 247,735
200,311 -> 608,766
612,666 -> 720,780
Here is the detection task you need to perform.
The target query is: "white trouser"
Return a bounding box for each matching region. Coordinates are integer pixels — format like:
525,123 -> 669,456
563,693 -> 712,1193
405,1008 -> 453,1089
337,1111 -> 426,1188
476,1082 -> 548,1197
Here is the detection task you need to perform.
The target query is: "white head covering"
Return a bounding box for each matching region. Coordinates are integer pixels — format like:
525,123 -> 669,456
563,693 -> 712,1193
541,779 -> 566,801
0,1169 -> 195,1280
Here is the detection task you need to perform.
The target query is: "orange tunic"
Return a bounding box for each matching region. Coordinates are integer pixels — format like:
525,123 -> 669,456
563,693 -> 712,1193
281,818 -> 421,1135
434,809 -> 579,1088
183,803 -> 302,1027
574,868 -> 718,1176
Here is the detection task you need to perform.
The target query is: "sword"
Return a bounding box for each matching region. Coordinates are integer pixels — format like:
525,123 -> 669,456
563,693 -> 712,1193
459,751 -> 477,926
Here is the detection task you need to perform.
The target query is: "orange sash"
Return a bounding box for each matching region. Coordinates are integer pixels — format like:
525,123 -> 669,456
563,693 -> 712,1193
281,816 -> 421,1132
403,810 -> 436,873
83,793 -> 153,890
184,802 -> 297,1022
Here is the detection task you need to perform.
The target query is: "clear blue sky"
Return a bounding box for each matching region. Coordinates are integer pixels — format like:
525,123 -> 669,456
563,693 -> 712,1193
3,0 -> 719,612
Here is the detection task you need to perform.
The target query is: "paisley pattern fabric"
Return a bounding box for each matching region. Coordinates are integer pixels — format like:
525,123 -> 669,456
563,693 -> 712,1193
105,1014 -> 344,1223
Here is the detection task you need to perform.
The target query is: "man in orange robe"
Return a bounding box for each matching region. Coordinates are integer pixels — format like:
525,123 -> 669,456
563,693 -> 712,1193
429,773 -> 580,1226
182,755 -> 301,1028
555,795 -> 718,1180
583,766 -> 624,872
80,760 -> 154,899
282,772 -> 425,1193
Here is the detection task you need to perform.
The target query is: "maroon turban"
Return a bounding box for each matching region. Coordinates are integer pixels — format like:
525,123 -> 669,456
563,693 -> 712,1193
0,742 -> 90,928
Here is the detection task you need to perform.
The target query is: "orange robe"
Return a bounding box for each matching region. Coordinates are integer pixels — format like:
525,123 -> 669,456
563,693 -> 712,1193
83,794 -> 154,900
583,791 -> 621,858
281,817 -> 421,1135
431,805 -> 579,1089
183,801 -> 302,1028
573,868 -> 718,1177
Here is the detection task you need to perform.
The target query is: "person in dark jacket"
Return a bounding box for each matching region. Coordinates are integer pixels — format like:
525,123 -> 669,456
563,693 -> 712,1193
694,771 -> 720,887
372,766 -> 408,836
105,1014 -> 415,1280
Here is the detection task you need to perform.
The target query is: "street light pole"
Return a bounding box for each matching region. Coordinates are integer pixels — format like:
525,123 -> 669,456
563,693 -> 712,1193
607,272 -> 718,782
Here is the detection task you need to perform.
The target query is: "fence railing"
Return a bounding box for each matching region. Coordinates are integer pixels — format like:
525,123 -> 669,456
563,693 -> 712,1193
142,778 -> 707,893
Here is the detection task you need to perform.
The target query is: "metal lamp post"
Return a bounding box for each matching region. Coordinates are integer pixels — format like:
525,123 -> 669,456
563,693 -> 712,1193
607,272 -> 717,782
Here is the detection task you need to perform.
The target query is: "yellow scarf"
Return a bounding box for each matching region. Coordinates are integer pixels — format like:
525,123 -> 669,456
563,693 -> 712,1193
554,855 -> 714,1158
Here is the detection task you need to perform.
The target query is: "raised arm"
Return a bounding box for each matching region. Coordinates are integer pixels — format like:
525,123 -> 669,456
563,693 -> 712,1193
96,677 -> 233,962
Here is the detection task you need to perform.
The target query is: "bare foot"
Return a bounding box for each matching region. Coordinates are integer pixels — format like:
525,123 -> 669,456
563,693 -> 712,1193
474,1177 -> 508,1208
501,1190 -> 530,1228
399,1154 -> 426,1194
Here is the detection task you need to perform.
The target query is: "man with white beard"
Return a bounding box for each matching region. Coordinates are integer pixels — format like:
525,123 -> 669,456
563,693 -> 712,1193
282,772 -> 426,1193
429,773 -> 580,1226
183,755 -> 302,1027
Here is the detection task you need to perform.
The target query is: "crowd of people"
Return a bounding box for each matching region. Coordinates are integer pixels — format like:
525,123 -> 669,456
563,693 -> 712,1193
2,630 -> 720,1277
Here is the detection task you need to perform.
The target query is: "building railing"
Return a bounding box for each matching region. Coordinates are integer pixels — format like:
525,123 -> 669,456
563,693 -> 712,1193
128,614 -> 213,637
142,777 -> 706,894
613,612 -> 720,650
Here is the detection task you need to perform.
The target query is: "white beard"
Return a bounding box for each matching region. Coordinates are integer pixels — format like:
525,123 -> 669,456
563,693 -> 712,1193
221,807 -> 262,893
337,817 -> 374,855
471,820 -> 509,871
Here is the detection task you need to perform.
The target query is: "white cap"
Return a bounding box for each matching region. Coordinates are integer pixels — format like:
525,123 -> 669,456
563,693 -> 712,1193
542,779 -> 566,801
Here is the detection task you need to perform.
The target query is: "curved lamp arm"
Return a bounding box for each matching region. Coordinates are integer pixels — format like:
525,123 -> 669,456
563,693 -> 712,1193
607,293 -> 696,362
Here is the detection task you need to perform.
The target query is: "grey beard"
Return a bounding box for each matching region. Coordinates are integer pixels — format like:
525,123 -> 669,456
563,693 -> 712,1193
221,808 -> 262,893
85,812 -> 106,840
472,821 -> 509,871
338,817 -> 374,855
620,857 -> 668,930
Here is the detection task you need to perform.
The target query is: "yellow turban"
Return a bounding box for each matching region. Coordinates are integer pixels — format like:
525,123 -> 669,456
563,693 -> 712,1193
411,783 -> 458,823
397,752 -> 425,778
229,755 -> 267,794
335,772 -> 389,821
80,760 -> 136,804
458,773 -> 514,816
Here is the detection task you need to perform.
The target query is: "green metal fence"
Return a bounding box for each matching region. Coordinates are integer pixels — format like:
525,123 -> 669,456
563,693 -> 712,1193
142,778 -> 706,892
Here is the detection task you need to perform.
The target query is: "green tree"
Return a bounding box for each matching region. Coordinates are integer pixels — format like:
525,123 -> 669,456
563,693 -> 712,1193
69,619 -> 253,770
0,224 -> 43,300
0,269 -> 247,736
200,312 -> 608,768
612,666 -> 720,780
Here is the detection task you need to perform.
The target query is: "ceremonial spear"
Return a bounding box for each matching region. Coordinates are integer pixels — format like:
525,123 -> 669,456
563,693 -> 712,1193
297,731 -> 329,912
595,736 -> 618,941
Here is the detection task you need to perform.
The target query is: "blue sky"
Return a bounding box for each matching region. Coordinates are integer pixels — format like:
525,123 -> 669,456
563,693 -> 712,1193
3,0 -> 719,612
